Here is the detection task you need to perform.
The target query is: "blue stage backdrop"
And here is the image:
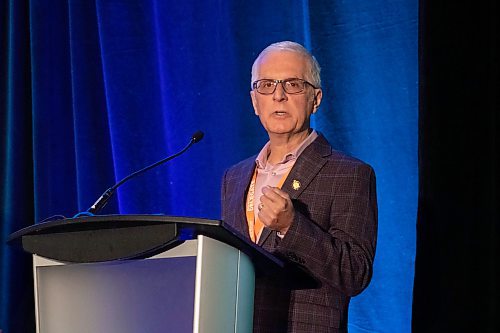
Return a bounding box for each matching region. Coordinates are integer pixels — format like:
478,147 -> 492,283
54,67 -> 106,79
0,1 -> 417,332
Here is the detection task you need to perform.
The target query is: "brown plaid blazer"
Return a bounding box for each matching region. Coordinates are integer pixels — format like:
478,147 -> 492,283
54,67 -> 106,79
221,134 -> 378,333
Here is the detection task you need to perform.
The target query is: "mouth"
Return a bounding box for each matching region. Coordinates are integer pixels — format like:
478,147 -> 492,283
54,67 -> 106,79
273,110 -> 287,116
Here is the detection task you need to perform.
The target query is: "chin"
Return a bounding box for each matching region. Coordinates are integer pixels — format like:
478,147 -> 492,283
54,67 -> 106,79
263,123 -> 295,134
266,127 -> 293,134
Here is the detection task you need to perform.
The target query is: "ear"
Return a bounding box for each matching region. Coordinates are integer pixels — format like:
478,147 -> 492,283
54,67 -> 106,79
250,90 -> 259,116
312,89 -> 323,114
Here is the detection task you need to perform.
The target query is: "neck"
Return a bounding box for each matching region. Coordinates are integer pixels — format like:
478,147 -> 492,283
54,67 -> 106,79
267,130 -> 310,164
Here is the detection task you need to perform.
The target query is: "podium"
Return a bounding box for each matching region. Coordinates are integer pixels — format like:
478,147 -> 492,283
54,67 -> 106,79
8,215 -> 300,333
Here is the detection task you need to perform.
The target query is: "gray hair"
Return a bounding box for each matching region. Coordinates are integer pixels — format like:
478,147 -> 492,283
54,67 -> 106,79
251,41 -> 322,88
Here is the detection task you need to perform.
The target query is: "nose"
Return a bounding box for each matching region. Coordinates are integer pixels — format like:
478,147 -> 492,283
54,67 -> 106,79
273,82 -> 288,102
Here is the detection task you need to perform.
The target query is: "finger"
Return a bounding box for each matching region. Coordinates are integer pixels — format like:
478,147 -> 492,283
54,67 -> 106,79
260,194 -> 283,212
262,186 -> 289,203
268,187 -> 291,200
257,209 -> 277,228
260,196 -> 288,217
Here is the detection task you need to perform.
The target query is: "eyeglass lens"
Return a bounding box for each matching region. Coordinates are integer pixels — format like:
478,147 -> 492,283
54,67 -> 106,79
255,79 -> 307,94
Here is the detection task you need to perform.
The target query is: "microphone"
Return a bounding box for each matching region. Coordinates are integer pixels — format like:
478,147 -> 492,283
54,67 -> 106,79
85,131 -> 204,215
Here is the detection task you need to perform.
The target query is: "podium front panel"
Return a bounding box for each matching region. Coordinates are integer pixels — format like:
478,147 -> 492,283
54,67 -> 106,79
35,241 -> 198,333
33,236 -> 255,333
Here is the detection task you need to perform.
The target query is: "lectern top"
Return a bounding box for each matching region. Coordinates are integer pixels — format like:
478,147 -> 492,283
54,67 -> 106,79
8,214 -> 317,288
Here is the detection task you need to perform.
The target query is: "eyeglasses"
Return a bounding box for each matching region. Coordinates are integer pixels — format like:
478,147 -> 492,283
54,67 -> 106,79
252,78 -> 317,95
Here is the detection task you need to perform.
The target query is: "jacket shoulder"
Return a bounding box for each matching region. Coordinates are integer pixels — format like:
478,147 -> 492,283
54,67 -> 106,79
223,155 -> 257,184
311,134 -> 374,174
226,155 -> 256,172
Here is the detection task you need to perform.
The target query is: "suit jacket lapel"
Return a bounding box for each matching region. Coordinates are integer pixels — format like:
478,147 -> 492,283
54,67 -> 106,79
234,159 -> 256,238
258,225 -> 273,246
282,135 -> 331,200
258,134 -> 332,246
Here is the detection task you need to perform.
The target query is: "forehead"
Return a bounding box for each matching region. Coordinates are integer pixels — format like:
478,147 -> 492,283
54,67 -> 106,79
255,50 -> 309,79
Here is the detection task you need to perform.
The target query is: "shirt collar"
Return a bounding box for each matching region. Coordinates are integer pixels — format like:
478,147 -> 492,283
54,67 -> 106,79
255,130 -> 319,169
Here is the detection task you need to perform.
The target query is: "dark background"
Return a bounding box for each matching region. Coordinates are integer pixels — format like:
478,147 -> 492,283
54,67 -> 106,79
413,0 -> 499,332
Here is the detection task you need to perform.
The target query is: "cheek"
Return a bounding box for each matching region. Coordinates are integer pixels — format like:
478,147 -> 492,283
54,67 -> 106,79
254,98 -> 272,115
252,97 -> 266,116
293,101 -> 314,123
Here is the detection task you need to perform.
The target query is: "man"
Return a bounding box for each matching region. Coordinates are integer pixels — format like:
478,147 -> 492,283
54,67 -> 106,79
221,41 -> 377,333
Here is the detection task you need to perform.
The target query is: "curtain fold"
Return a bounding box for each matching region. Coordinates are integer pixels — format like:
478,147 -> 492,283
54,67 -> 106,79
1,1 -> 417,332
1,1 -> 36,331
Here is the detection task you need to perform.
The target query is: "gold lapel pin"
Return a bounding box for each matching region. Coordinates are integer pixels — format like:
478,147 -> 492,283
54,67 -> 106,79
292,179 -> 301,190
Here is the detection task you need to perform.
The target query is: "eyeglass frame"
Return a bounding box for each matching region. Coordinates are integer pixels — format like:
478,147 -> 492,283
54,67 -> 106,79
252,78 -> 318,95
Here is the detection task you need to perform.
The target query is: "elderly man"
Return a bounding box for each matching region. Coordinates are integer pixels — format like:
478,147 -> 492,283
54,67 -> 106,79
221,41 -> 377,333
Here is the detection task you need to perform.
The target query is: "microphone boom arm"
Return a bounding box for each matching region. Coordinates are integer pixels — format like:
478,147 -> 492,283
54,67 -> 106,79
87,131 -> 204,214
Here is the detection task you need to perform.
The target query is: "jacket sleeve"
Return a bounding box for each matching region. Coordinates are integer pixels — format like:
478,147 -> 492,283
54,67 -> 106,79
274,163 -> 378,296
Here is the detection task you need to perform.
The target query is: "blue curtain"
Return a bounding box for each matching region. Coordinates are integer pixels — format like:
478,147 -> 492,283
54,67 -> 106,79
0,1 -> 417,332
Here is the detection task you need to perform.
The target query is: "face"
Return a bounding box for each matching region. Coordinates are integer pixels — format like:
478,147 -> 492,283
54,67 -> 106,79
250,50 -> 322,140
